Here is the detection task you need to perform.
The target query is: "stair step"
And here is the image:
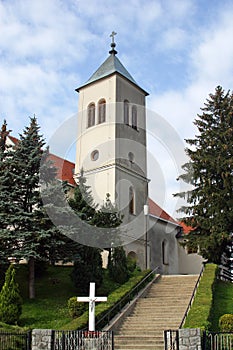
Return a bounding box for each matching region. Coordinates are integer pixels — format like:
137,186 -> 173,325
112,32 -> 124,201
113,275 -> 198,349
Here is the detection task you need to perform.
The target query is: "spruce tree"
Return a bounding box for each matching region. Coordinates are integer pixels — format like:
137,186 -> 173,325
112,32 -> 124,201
0,117 -> 80,298
0,121 -> 17,265
69,177 -> 122,293
175,86 -> 233,263
0,264 -> 22,324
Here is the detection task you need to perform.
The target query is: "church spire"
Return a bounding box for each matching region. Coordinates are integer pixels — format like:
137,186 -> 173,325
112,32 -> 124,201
109,31 -> 117,55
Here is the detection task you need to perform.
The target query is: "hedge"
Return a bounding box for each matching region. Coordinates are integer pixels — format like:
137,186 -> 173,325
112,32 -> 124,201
184,263 -> 217,330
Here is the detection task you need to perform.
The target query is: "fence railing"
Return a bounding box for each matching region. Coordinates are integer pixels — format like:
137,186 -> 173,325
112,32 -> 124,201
203,331 -> 233,350
51,330 -> 114,350
0,331 -> 31,350
218,266 -> 233,283
164,330 -> 179,350
95,266 -> 160,329
179,264 -> 205,328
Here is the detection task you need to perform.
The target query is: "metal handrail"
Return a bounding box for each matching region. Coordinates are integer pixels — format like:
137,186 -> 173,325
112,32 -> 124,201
179,264 -> 205,328
95,266 -> 160,329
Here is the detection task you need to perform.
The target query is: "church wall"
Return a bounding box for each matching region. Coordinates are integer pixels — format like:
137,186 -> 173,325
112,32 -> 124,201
148,217 -> 180,274
177,241 -> 205,274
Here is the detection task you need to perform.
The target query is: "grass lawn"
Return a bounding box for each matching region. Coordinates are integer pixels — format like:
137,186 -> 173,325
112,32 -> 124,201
14,264 -> 121,330
184,264 -> 233,331
16,264 -> 76,329
209,279 -> 233,331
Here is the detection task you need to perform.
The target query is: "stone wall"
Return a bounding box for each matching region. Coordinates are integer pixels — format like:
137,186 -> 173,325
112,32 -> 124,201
179,328 -> 202,350
32,329 -> 53,350
31,327 -> 202,349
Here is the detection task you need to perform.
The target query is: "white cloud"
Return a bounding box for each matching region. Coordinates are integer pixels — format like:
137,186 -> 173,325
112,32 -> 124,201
1,0 -> 233,214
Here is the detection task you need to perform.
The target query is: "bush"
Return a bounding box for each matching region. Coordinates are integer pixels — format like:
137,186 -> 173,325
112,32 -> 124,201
219,314 -> 233,332
126,256 -> 137,274
68,297 -> 87,318
0,265 -> 22,324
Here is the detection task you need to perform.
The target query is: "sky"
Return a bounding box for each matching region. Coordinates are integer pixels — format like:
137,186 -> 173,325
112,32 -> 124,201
1,0 -> 233,218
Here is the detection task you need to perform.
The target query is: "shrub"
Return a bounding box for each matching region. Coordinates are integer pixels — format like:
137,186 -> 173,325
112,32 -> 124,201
68,297 -> 87,318
219,314 -> 233,332
0,265 -> 22,324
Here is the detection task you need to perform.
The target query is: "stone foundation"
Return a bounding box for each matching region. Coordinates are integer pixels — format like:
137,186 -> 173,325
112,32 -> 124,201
32,329 -> 53,350
179,328 -> 202,350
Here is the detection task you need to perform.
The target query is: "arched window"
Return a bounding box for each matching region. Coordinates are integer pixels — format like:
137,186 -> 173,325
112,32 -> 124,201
98,99 -> 106,124
87,103 -> 95,128
132,105 -> 137,130
124,100 -> 129,125
162,240 -> 169,265
129,186 -> 135,215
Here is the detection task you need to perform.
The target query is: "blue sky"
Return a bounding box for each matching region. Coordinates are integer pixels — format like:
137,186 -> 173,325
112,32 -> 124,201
1,0 -> 233,217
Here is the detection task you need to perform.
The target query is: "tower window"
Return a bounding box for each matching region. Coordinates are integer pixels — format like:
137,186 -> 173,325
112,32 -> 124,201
132,105 -> 137,130
98,99 -> 106,124
124,100 -> 129,125
87,103 -> 95,128
129,186 -> 135,215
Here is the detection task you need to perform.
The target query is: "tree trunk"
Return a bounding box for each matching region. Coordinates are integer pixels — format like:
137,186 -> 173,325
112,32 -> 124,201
28,257 -> 35,299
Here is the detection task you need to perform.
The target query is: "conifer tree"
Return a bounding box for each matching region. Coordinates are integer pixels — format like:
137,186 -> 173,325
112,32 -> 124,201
69,176 -> 122,293
0,121 -> 16,265
0,264 -> 22,324
175,86 -> 233,263
0,117 -> 80,298
108,246 -> 129,284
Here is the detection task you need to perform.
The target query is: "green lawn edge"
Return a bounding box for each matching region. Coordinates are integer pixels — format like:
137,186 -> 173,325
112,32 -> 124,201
62,269 -> 152,330
184,263 -> 217,330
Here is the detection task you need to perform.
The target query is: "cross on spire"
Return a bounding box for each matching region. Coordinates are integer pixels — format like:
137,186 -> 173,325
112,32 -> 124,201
110,31 -> 117,44
109,31 -> 117,55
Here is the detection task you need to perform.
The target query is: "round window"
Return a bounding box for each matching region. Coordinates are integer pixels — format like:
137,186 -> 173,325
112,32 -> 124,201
91,150 -> 99,161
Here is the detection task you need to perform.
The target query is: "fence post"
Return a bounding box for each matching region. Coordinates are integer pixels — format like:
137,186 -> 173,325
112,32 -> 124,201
112,330 -> 114,350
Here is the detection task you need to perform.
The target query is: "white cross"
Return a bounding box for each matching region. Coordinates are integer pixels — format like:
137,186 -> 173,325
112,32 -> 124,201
77,282 -> 107,331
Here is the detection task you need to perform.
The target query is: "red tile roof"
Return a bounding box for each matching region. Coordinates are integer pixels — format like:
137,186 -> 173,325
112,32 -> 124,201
8,135 -> 19,145
179,221 -> 194,235
7,136 -> 76,186
48,153 -> 76,186
148,198 -> 178,225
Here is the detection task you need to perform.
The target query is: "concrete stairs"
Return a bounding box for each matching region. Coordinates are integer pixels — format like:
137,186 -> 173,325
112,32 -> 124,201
114,274 -> 198,350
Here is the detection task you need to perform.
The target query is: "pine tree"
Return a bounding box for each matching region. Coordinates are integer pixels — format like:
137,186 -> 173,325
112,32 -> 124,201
0,264 -> 22,324
0,117 -> 80,298
175,86 -> 233,263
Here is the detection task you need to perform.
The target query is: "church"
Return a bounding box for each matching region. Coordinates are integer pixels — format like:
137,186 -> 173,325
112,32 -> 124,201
72,33 -> 204,274
6,34 -> 204,274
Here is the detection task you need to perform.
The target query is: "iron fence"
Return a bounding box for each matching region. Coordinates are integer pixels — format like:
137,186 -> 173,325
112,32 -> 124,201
203,331 -> 233,350
164,330 -> 179,350
51,330 -> 114,350
0,331 -> 31,350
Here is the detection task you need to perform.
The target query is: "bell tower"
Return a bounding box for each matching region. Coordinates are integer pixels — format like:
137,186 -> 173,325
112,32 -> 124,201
75,34 -> 149,267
